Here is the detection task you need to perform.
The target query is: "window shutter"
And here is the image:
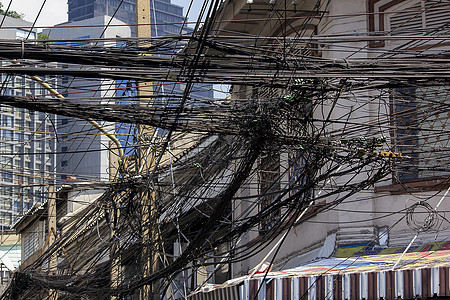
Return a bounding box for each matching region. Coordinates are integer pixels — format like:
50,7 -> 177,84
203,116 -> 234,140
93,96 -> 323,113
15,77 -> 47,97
425,1 -> 450,31
389,1 -> 423,35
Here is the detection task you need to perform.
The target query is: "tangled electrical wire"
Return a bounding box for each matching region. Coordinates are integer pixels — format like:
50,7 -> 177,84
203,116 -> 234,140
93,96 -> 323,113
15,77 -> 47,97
406,201 -> 438,233
0,0 -> 449,299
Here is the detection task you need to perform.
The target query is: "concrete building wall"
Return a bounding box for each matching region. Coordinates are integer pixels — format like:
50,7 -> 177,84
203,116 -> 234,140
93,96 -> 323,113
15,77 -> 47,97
218,0 -> 450,278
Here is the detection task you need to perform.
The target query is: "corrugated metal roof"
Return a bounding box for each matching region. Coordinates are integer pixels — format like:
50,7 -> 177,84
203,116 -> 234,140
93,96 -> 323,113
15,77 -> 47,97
11,201 -> 47,230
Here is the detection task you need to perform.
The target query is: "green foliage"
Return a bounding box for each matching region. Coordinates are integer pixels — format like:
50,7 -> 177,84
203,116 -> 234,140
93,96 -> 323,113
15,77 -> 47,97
37,33 -> 53,45
0,2 -> 24,19
38,33 -> 49,40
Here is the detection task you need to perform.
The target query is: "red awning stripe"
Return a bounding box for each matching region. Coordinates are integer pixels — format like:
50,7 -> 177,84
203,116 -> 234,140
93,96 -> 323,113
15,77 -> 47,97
189,266 -> 450,300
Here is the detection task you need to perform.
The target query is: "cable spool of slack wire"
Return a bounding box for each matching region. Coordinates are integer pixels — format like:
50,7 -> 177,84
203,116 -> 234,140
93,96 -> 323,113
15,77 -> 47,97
406,201 -> 437,233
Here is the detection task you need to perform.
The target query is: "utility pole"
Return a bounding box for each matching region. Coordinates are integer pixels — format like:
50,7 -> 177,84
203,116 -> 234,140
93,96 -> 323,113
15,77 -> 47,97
110,3 -> 155,296
48,185 -> 57,300
110,140 -> 121,300
135,1 -> 158,299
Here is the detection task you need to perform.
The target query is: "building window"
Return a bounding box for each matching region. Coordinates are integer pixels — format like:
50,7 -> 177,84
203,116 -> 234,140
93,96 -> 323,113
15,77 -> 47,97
3,144 -> 13,154
23,222 -> 45,261
289,152 -> 308,197
61,76 -> 69,85
0,212 -> 10,225
1,130 -> 13,141
2,116 -> 13,127
15,132 -> 23,141
61,160 -> 68,167
1,106 -> 13,113
1,158 -> 11,169
0,200 -> 11,210
391,86 -> 450,182
369,0 -> 450,46
3,171 -> 13,183
387,0 -> 450,35
258,151 -> 281,235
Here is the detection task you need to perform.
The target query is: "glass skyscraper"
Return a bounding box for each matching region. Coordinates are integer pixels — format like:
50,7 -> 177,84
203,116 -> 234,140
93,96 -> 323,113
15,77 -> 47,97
68,0 -> 215,143
43,16 -> 132,183
68,0 -> 188,37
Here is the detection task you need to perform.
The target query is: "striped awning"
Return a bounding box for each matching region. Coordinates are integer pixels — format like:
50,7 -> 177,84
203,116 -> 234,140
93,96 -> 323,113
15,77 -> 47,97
189,242 -> 450,300
190,266 -> 450,300
189,284 -> 240,300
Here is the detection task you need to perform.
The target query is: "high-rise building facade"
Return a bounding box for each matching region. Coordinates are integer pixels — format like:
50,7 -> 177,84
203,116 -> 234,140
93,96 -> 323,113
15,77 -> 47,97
53,0 -> 213,183
67,0 -> 215,134
43,16 -> 131,182
0,16 -> 56,228
68,0 -> 186,37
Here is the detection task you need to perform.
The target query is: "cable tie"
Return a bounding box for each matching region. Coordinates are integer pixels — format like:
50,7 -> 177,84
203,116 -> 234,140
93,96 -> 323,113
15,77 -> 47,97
379,151 -> 402,158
